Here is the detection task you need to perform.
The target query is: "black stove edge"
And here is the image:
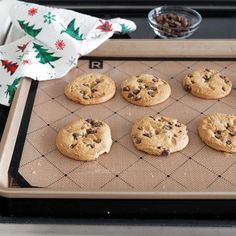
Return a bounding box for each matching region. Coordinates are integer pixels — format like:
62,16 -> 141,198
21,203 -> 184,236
1,198 -> 236,219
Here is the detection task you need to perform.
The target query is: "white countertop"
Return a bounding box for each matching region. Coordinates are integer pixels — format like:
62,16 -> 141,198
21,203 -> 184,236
0,224 -> 236,236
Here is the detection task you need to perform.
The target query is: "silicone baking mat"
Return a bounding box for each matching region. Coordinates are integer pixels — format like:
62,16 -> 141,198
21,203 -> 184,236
10,59 -> 236,192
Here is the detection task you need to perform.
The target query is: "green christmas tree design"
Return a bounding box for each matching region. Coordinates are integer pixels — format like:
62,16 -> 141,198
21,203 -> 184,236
33,43 -> 61,68
18,20 -> 42,38
61,19 -> 85,40
120,24 -> 132,34
5,77 -> 23,104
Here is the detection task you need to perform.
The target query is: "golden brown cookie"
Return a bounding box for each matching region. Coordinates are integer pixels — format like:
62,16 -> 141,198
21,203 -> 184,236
56,118 -> 112,161
183,68 -> 232,99
64,73 -> 116,104
121,74 -> 171,106
131,115 -> 189,156
198,113 -> 236,153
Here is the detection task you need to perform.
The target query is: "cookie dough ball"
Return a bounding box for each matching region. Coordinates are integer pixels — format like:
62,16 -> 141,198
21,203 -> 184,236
64,73 -> 116,104
56,118 -> 112,161
198,113 -> 236,153
183,68 -> 232,99
131,115 -> 189,156
121,74 -> 171,106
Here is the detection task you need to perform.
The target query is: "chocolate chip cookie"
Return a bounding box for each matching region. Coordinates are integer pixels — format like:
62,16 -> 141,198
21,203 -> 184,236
131,116 -> 189,156
121,74 -> 171,106
183,68 -> 232,99
64,73 -> 116,104
56,118 -> 112,161
198,113 -> 236,153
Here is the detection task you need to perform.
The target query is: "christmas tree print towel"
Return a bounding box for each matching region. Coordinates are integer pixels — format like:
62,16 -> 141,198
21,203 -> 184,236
0,1 -> 136,106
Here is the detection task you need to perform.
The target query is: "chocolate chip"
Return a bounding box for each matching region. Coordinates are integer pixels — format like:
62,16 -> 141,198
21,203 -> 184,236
155,130 -> 160,135
150,86 -> 158,91
226,123 -> 230,129
137,79 -> 143,83
162,149 -> 170,156
175,123 -> 181,127
152,77 -> 159,82
83,83 -> 90,87
222,87 -> 226,91
86,118 -> 94,124
149,116 -> 155,120
163,125 -> 172,130
87,143 -> 95,148
215,130 -> 222,134
147,91 -> 156,97
72,133 -> 80,140
70,143 -> 77,149
128,93 -> 133,98
184,84 -> 192,92
188,74 -> 193,78
133,89 -> 140,95
205,68 -> 210,72
203,75 -> 210,81
143,133 -> 152,138
229,131 -> 236,137
94,138 -> 101,143
86,128 -> 97,134
191,80 -> 195,84
138,127 -> 143,130
215,134 -> 221,139
92,121 -> 103,127
122,86 -> 130,92
91,88 -> 98,93
226,140 -> 232,145
135,137 -> 142,144
96,79 -> 103,83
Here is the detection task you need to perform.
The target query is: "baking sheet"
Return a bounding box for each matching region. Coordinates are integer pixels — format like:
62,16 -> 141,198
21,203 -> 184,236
10,59 -> 236,192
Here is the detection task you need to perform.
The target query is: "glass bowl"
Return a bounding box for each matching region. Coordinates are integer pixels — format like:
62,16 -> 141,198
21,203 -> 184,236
148,6 -> 202,39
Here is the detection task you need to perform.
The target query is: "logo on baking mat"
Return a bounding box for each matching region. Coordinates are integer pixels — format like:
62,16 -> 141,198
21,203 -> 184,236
89,60 -> 103,69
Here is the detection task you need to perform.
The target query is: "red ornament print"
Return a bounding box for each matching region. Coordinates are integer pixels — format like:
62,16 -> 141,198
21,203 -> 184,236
55,39 -> 66,50
28,7 -> 38,16
96,19 -> 113,32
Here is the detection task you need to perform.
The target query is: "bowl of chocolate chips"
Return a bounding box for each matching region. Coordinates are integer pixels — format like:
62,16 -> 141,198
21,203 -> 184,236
148,6 -> 202,39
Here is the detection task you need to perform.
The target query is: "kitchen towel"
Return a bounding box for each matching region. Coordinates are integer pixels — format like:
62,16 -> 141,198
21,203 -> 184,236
0,1 -> 136,106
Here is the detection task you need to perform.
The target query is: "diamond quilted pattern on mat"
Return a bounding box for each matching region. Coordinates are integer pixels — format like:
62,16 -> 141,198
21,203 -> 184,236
19,157 -> 64,187
34,88 -> 51,106
207,177 -> 236,192
221,163 -> 236,186
154,177 -> 186,191
20,141 -> 42,166
143,152 -> 188,175
170,159 -> 218,191
68,162 -> 115,189
48,176 -> 80,189
116,61 -> 150,75
161,101 -> 200,124
204,101 -> 236,115
55,94 -> 83,112
98,142 -> 139,174
102,177 -> 133,191
45,150 -> 82,174
180,94 -> 218,112
50,113 -> 79,132
75,104 -> 113,121
27,126 -> 57,154
104,114 -> 132,141
118,104 -> 157,123
153,61 -> 187,76
34,100 -> 70,124
193,146 -> 236,175
27,112 -> 47,134
41,80 -> 67,98
119,160 -> 166,190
